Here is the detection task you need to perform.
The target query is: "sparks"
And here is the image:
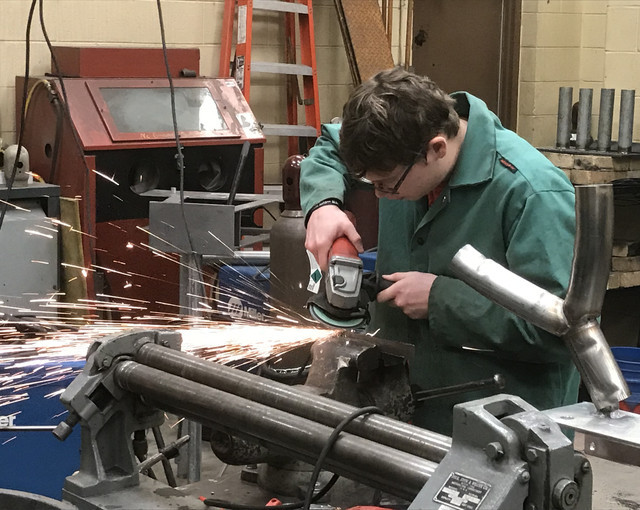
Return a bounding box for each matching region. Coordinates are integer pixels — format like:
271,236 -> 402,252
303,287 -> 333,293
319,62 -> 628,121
0,319 -> 339,409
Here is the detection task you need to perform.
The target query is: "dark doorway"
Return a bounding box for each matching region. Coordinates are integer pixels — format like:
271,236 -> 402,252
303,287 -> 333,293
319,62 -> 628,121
412,0 -> 521,130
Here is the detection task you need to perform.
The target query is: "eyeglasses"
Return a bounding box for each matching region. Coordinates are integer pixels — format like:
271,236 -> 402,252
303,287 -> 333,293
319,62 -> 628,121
365,153 -> 424,195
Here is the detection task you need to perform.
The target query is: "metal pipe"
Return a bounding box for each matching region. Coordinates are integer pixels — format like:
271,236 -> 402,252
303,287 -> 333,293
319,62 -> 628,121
563,320 -> 628,410
597,89 -> 615,152
564,185 -> 614,323
135,342 -> 452,462
563,185 -> 629,411
556,86 -> 573,148
114,361 -> 436,500
618,89 -> 635,153
449,245 -> 570,336
576,88 -> 593,150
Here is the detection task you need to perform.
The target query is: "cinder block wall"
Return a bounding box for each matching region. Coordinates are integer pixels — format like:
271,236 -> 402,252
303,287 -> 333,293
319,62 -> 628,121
519,0 -> 640,149
0,0 -> 408,185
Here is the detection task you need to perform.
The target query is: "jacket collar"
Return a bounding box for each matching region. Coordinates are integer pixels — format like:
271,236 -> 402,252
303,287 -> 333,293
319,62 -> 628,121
448,92 -> 498,188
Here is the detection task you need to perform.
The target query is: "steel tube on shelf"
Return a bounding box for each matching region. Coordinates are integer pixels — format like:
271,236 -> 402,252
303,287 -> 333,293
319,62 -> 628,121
597,89 -> 615,152
618,89 -> 635,153
576,88 -> 593,150
556,86 -> 573,148
135,342 -> 451,462
114,361 -> 436,500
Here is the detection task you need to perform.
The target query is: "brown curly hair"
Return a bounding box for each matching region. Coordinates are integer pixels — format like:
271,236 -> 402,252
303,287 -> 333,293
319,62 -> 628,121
339,67 -> 460,177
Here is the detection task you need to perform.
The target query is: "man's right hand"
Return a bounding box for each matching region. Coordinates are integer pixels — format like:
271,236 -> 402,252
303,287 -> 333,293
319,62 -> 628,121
304,205 -> 364,272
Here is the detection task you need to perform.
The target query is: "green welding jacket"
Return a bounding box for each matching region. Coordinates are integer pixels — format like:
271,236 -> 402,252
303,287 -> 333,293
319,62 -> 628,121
300,92 -> 580,435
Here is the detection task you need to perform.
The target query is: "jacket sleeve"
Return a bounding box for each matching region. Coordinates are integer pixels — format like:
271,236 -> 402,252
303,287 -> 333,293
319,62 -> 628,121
300,124 -> 352,215
428,189 -> 576,363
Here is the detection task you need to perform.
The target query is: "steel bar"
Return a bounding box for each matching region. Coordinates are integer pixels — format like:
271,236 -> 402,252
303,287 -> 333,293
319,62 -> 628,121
618,89 -> 635,153
576,88 -> 593,150
134,342 -> 451,462
178,252 -> 204,482
597,89 -> 615,152
152,426 -> 178,487
114,361 -> 436,500
556,86 -> 573,148
413,374 -> 505,402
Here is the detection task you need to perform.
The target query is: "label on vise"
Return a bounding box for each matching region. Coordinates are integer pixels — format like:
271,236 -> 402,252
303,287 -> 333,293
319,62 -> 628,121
434,472 -> 491,510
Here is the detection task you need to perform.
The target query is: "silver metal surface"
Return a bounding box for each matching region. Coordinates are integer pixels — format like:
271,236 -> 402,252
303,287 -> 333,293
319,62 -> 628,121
177,253 -> 204,482
545,402 -> 640,449
149,196 -> 236,256
576,88 -> 593,150
597,89 -> 615,152
618,89 -> 635,152
261,124 -> 318,137
564,185 -> 613,322
578,432 -> 640,467
563,185 -> 628,410
326,254 -> 363,310
202,250 -> 270,266
251,62 -> 313,76
450,245 -> 570,335
254,0 -> 309,13
557,86 -> 573,148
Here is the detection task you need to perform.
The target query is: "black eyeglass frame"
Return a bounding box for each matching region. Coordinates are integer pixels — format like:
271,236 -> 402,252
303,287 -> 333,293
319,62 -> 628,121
366,151 -> 426,195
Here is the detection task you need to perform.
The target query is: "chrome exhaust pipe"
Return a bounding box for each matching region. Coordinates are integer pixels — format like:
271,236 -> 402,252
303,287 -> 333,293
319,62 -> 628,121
450,184 -> 629,412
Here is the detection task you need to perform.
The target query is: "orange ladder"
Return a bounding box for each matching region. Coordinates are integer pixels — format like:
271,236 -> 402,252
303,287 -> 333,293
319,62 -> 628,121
220,0 -> 321,155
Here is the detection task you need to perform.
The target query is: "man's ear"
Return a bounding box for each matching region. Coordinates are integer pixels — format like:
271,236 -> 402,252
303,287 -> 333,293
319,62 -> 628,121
429,136 -> 448,160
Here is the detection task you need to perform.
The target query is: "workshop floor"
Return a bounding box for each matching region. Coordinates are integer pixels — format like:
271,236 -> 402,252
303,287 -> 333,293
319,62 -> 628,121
168,425 -> 640,510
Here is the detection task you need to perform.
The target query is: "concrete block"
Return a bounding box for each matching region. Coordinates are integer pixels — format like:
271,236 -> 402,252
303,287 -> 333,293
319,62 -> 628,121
612,256 -> 640,272
612,242 -> 640,257
544,152 -> 575,169
571,169 -> 640,185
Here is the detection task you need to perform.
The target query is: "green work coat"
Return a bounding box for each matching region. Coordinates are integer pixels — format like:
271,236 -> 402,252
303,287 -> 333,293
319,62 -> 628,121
300,92 -> 580,435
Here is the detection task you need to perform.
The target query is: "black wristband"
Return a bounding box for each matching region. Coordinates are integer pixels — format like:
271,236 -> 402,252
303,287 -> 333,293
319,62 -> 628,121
304,198 -> 343,227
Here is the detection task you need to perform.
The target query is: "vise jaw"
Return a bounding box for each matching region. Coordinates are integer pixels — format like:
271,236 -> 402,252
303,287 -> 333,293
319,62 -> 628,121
52,330 -> 182,498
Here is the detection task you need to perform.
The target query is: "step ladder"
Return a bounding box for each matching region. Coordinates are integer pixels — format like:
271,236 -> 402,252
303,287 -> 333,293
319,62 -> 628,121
220,0 -> 321,155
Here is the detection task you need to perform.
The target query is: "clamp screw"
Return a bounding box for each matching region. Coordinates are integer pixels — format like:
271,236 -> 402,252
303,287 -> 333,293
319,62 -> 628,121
581,460 -> 591,473
525,448 -> 538,462
518,469 -> 531,484
485,441 -> 504,460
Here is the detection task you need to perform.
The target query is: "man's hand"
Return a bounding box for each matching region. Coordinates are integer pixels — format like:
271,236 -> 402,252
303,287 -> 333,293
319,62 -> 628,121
376,272 -> 437,319
305,205 -> 363,272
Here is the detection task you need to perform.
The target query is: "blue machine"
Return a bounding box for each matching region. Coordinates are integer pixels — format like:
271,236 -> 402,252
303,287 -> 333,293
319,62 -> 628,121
217,265 -> 270,321
0,357 -> 84,498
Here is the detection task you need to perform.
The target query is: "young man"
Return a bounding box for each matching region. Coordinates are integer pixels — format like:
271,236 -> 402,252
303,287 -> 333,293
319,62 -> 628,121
300,67 -> 579,435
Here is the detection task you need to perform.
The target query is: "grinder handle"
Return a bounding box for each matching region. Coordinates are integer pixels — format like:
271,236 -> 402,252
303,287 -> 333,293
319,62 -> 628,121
328,236 -> 360,261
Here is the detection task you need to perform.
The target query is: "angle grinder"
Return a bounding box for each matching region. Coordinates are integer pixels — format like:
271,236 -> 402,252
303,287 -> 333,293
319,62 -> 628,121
307,237 -> 390,329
